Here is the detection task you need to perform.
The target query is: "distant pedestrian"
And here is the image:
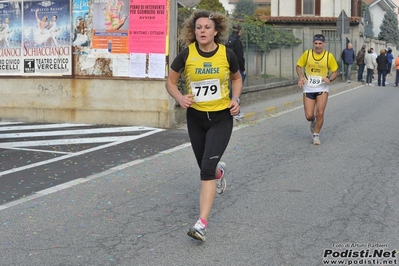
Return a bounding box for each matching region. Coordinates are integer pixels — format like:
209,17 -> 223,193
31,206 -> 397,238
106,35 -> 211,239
226,24 -> 246,120
341,42 -> 355,83
376,49 -> 388,86
386,47 -> 394,76
394,55 -> 399,86
364,48 -> 376,86
370,47 -> 377,59
370,47 -> 377,79
226,24 -> 245,83
296,34 -> 338,145
355,44 -> 366,82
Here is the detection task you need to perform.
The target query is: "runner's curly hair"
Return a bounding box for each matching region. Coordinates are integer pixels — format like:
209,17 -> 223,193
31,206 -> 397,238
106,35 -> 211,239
179,10 -> 228,47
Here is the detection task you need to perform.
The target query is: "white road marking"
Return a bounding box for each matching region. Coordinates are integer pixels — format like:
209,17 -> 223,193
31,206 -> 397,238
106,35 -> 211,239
4,147 -> 72,155
0,122 -> 24,126
0,126 -> 157,138
0,124 -> 164,176
0,135 -> 150,148
0,123 -> 93,131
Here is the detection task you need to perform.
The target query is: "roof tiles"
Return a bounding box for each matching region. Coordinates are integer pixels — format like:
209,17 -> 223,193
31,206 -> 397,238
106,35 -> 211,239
260,16 -> 361,24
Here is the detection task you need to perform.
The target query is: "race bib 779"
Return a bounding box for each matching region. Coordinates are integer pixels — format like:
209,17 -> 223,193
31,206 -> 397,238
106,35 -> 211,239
190,79 -> 222,102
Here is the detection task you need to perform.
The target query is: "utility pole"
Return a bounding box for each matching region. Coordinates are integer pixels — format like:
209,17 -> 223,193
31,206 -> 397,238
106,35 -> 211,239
337,10 -> 350,81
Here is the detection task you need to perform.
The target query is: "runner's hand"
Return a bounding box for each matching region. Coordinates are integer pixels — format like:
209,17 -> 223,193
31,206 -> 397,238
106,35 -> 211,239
178,94 -> 195,109
298,77 -> 306,88
229,98 -> 240,115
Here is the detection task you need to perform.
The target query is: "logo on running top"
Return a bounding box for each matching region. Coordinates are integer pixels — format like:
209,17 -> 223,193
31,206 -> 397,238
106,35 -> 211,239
195,62 -> 220,74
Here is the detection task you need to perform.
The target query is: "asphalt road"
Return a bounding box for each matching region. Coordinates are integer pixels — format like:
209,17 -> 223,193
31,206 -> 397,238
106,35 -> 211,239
0,124 -> 189,206
1,78 -> 399,265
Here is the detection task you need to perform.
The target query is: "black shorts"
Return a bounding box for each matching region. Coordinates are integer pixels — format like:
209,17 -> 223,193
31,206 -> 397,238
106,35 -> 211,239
186,108 -> 233,180
304,91 -> 327,100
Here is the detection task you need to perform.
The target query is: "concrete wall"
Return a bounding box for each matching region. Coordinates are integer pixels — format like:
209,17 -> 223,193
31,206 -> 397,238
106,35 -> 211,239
0,78 -> 185,129
0,77 -> 303,129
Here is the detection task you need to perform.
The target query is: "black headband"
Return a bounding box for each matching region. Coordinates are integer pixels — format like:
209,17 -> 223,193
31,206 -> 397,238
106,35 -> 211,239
313,36 -> 325,42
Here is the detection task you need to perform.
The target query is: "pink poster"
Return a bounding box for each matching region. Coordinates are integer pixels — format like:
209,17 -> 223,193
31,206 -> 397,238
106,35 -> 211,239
129,0 -> 167,53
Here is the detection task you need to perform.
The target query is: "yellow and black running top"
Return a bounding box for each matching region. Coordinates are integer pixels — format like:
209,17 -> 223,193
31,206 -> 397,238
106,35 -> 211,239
170,42 -> 239,112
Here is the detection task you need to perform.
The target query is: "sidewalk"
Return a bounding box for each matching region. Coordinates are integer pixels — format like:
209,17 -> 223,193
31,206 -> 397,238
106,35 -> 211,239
236,79 -> 363,125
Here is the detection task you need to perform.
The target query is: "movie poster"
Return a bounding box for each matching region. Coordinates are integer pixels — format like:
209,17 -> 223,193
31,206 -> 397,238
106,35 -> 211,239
0,1 -> 23,75
23,0 -> 71,75
92,0 -> 129,54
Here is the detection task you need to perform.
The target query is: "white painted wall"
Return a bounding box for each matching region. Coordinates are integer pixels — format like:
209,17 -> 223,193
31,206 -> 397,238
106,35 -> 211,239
219,0 -> 235,14
271,0 -> 351,17
369,3 -> 385,38
270,0 -> 296,16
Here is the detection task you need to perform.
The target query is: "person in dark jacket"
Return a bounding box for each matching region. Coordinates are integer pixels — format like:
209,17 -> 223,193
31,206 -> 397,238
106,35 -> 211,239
341,42 -> 355,83
376,49 -> 388,86
386,47 -> 394,76
226,24 -> 246,119
355,44 -> 366,82
226,24 -> 245,83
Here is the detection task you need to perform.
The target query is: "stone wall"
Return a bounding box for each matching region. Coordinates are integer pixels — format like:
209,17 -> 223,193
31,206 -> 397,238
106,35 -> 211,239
0,78 -> 182,129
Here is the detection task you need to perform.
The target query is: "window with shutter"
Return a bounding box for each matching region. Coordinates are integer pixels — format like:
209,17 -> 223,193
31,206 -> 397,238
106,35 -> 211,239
296,0 -> 319,16
303,0 -> 314,15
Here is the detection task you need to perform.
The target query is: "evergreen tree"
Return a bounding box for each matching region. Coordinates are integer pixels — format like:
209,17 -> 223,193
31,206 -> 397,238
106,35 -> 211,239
233,0 -> 257,19
361,1 -> 367,15
378,9 -> 399,46
197,0 -> 226,13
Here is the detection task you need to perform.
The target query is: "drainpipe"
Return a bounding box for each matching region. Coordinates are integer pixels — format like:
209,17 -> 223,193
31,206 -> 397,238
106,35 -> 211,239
333,0 -> 336,16
278,0 -> 280,16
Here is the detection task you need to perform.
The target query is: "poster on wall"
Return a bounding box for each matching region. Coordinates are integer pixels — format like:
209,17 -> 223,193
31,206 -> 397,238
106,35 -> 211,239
128,0 -> 167,78
0,1 -> 23,75
22,0 -> 71,75
129,0 -> 167,54
92,0 -> 129,54
0,0 -> 170,78
72,0 -> 90,48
